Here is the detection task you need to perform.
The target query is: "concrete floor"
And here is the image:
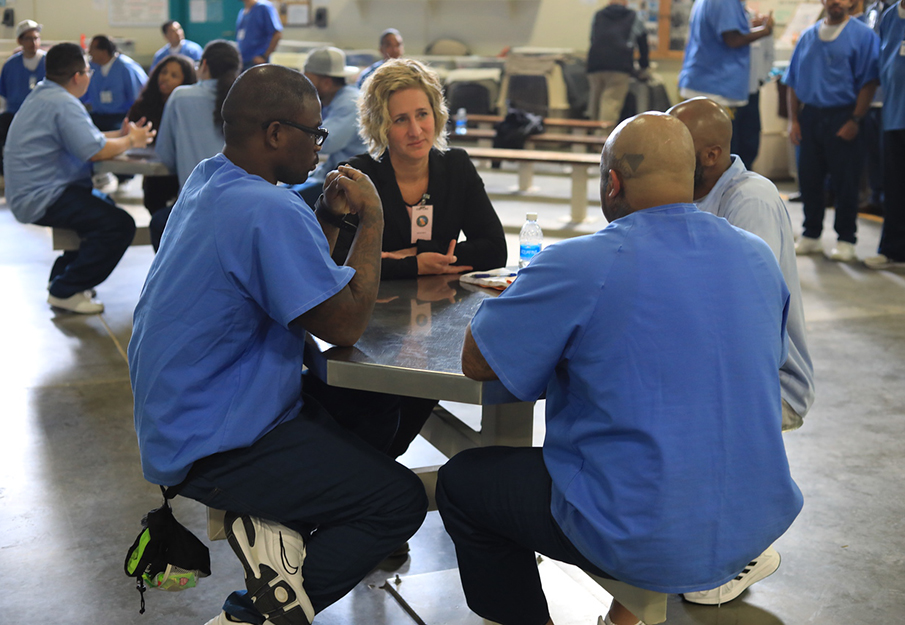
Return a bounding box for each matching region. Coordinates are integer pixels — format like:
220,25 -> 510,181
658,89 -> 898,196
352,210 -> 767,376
1,168 -> 904,625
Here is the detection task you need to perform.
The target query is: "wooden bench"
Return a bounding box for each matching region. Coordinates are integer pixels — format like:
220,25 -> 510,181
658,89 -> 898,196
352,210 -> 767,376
451,127 -> 607,153
463,146 -> 601,223
468,113 -> 615,135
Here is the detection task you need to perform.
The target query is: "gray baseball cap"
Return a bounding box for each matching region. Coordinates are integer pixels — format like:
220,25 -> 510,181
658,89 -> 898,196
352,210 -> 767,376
304,47 -> 358,80
16,20 -> 42,39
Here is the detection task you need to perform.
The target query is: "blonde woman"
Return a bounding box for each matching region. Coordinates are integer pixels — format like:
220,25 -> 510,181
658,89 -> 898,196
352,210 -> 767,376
332,58 -> 507,279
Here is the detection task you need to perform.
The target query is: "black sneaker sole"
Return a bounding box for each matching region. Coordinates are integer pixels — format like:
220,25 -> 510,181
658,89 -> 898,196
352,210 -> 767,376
225,514 -> 310,625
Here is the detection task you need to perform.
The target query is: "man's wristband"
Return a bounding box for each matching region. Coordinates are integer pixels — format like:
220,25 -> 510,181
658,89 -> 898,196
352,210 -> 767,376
314,196 -> 357,233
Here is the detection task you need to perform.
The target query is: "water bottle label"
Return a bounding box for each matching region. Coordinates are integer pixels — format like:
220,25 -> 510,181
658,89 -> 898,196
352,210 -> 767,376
519,243 -> 541,260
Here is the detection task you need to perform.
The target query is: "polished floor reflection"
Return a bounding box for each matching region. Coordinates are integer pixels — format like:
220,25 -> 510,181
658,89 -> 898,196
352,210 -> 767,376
1,172 -> 903,625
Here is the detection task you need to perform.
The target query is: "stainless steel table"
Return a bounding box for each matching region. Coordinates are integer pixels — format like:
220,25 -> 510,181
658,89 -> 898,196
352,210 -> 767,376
304,275 -> 535,505
93,147 -> 171,176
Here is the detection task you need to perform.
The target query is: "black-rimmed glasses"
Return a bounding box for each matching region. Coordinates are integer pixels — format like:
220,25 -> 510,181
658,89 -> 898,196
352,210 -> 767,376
264,120 -> 329,146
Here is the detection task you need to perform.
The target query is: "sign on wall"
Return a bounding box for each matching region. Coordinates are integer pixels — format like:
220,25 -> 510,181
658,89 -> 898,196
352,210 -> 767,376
109,0 -> 168,27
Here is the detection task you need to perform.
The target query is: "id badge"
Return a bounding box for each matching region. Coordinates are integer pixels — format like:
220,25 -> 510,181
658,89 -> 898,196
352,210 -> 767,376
410,203 -> 433,244
28,75 -> 36,90
900,41 -> 905,56
237,28 -> 246,41
100,90 -> 113,104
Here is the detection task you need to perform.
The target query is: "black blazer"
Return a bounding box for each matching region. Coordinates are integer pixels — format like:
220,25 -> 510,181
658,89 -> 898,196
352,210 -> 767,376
335,147 -> 508,280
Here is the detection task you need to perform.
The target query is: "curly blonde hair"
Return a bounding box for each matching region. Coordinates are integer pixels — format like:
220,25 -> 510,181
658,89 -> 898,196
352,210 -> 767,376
357,58 -> 449,159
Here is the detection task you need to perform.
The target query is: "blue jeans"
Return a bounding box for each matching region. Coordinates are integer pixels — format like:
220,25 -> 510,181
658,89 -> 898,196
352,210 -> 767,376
35,183 -> 135,298
798,104 -> 863,243
177,395 -> 428,620
436,447 -> 615,625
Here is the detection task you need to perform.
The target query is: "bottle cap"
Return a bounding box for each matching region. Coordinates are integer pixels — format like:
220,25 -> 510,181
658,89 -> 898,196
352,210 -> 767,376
526,212 -> 537,221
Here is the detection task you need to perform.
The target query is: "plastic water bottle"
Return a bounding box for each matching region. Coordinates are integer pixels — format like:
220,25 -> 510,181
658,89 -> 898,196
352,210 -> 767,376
455,107 -> 467,135
519,212 -> 543,269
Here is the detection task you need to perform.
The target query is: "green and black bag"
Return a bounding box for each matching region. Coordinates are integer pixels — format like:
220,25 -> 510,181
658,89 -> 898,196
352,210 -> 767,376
124,486 -> 211,613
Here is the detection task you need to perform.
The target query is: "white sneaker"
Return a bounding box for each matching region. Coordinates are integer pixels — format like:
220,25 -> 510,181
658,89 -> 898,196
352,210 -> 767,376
682,546 -> 781,605
794,236 -> 823,255
203,611 -> 255,625
599,612 -> 644,625
863,254 -> 905,269
826,241 -> 857,262
225,513 -> 315,625
47,290 -> 104,314
91,172 -> 118,193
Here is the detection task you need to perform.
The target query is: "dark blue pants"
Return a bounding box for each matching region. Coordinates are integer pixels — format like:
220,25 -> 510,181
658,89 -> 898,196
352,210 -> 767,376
436,447 -> 615,625
35,183 -> 135,298
178,395 -> 428,621
731,91 -> 761,170
880,128 -> 905,261
863,107 -> 883,207
798,104 -> 863,243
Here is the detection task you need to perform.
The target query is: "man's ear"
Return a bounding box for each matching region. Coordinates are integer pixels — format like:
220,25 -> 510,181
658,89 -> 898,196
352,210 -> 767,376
701,145 -> 722,167
607,168 -> 624,199
263,121 -> 281,149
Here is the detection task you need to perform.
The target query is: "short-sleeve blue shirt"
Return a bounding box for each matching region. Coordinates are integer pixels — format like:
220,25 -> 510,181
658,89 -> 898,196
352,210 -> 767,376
83,53 -> 149,115
236,0 -> 283,66
3,80 -> 106,223
783,19 -> 880,107
0,52 -> 46,113
879,5 -> 905,131
678,0 -> 752,103
155,80 -> 225,187
129,154 -> 355,486
151,39 -> 204,71
469,203 -> 803,593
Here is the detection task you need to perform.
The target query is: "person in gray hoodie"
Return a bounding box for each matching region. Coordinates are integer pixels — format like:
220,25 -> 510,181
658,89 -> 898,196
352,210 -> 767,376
586,0 -> 649,122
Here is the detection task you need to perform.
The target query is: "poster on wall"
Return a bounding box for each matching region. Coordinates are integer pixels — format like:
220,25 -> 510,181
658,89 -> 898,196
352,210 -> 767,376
109,0 -> 168,27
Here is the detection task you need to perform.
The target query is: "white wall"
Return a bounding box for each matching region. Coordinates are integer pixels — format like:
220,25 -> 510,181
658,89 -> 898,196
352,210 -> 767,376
1,0 -> 607,64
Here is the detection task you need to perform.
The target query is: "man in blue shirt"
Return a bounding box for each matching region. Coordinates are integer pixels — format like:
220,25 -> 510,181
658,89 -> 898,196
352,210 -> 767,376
785,0 -> 880,261
129,65 -> 426,625
864,1 -> 905,268
679,0 -> 774,107
0,20 -> 46,183
436,113 -> 802,625
3,43 -> 154,314
357,29 -> 404,88
84,35 -> 148,131
236,0 -> 283,67
150,20 -> 203,71
292,47 -> 365,206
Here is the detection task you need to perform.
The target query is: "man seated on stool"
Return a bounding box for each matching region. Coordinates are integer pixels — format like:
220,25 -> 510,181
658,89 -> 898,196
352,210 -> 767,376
128,65 -> 427,625
150,20 -> 203,71
668,96 -> 815,604
291,46 -> 366,207
4,42 -> 154,314
0,20 -> 46,188
83,35 -> 148,131
436,113 -> 803,625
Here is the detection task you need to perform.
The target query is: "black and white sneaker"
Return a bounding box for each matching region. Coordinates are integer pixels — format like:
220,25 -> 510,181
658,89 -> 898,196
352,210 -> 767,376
683,546 -> 781,605
224,513 -> 315,625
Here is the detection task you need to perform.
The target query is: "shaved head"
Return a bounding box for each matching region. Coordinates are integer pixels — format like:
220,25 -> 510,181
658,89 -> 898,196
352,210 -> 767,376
600,112 -> 695,220
222,64 -> 320,147
667,97 -> 734,199
667,97 -> 733,156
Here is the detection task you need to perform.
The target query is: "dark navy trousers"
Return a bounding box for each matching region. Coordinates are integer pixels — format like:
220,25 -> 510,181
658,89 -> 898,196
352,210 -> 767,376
880,129 -> 905,261
798,104 -> 863,244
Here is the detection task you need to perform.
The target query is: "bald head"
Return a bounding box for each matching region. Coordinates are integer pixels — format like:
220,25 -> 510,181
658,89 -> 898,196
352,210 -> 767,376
600,112 -> 695,220
667,97 -> 734,199
667,97 -> 733,156
222,64 -> 319,147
